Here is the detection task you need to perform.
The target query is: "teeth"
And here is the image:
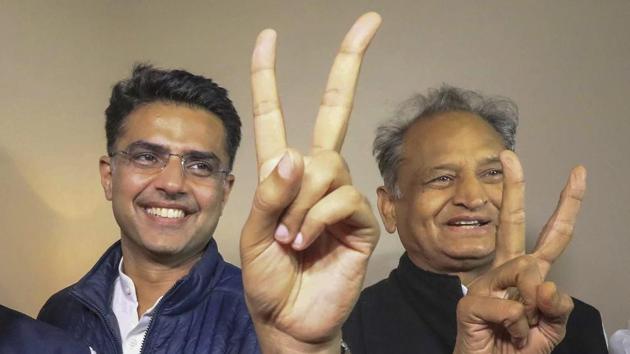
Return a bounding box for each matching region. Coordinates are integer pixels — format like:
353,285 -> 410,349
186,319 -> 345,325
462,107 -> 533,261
146,207 -> 185,219
452,220 -> 481,226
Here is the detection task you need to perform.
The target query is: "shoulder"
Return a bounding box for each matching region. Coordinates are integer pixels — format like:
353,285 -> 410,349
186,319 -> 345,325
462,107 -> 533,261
344,278 -> 397,332
552,297 -> 608,354
38,284 -> 76,315
0,305 -> 89,354
356,277 -> 398,307
37,284 -> 84,326
214,259 -> 246,295
569,297 -> 604,323
204,259 -> 251,323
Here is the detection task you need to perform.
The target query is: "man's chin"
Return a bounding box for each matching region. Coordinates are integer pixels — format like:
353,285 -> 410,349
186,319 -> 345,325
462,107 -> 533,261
127,233 -> 191,260
442,251 -> 495,271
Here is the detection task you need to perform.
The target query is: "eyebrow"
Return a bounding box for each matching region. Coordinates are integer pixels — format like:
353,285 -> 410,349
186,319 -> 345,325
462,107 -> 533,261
422,156 -> 502,173
125,140 -> 222,162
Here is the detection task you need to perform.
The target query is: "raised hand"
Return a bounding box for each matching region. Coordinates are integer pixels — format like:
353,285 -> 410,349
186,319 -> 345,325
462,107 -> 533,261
491,150 -> 587,278
456,151 -> 586,353
455,256 -> 574,354
240,12 -> 382,353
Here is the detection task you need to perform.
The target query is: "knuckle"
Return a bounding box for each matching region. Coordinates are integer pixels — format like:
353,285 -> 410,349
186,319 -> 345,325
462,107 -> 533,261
502,208 -> 526,225
456,297 -> 473,317
504,302 -> 525,321
561,186 -> 585,201
253,99 -> 280,116
314,151 -> 349,173
341,185 -> 364,205
304,165 -> 334,188
252,190 -> 275,211
567,297 -> 575,312
513,254 -> 537,269
252,187 -> 282,213
549,219 -> 575,237
282,204 -> 308,224
320,88 -> 353,110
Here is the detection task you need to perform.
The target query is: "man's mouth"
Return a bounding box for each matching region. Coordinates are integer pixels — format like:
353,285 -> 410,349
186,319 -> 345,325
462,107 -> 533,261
145,207 -> 186,219
446,219 -> 491,228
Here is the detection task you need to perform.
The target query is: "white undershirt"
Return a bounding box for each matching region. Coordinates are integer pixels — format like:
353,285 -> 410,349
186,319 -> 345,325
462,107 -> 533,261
111,258 -> 162,354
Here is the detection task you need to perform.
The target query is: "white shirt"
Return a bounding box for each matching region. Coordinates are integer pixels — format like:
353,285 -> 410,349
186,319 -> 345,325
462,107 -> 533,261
111,259 -> 162,354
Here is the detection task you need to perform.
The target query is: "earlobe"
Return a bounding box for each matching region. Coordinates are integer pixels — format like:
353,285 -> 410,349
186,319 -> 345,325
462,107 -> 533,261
376,186 -> 397,234
221,174 -> 236,207
99,156 -> 113,201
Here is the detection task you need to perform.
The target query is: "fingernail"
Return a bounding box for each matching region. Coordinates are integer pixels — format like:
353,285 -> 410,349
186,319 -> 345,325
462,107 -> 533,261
529,312 -> 539,326
292,232 -> 304,249
274,224 -> 290,242
512,336 -> 527,349
572,166 -> 586,185
278,153 -> 293,180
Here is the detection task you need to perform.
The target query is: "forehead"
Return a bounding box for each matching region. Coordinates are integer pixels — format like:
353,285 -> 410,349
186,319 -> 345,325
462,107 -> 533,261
402,111 -> 505,170
117,102 -> 227,157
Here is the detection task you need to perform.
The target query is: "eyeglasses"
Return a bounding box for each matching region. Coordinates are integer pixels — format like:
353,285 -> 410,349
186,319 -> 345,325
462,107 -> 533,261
110,146 -> 230,181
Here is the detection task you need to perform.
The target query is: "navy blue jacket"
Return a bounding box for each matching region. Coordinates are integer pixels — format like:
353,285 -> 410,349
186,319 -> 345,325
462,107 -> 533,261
38,240 -> 260,354
0,304 -> 89,354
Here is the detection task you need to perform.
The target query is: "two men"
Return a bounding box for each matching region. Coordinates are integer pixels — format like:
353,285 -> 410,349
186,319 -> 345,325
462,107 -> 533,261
30,12 -> 581,354
36,12 -> 384,354
343,86 -> 608,353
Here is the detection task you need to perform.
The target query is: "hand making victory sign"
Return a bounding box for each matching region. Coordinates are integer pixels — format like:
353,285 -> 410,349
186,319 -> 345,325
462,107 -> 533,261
240,12 -> 382,354
455,150 -> 587,353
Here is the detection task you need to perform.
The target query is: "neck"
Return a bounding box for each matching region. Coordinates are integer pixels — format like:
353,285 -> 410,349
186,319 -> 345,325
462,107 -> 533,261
456,264 -> 491,286
406,252 -> 492,286
120,238 -> 204,316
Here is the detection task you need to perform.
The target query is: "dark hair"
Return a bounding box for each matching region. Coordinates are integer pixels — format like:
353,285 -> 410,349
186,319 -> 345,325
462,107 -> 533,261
105,64 -> 241,169
373,85 -> 519,197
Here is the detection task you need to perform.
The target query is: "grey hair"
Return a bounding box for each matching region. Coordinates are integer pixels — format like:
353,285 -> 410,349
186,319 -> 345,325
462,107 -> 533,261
373,85 -> 519,197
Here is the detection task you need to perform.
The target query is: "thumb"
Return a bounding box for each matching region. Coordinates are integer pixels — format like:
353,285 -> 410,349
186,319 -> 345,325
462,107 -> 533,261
240,149 -> 304,258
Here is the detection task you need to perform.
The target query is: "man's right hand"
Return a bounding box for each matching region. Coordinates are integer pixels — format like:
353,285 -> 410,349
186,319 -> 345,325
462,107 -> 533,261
455,256 -> 574,354
240,12 -> 382,354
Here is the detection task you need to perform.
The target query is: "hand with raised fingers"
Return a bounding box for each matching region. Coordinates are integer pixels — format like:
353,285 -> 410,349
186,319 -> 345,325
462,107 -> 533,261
490,150 -> 587,279
455,255 -> 574,354
240,12 -> 382,354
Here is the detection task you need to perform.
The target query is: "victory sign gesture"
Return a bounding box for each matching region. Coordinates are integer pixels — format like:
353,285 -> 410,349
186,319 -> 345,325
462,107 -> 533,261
240,13 -> 382,354
491,150 -> 587,278
455,150 -> 587,353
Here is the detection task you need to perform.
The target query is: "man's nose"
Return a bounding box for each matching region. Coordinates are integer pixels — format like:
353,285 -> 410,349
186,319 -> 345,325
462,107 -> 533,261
453,174 -> 488,210
152,156 -> 186,195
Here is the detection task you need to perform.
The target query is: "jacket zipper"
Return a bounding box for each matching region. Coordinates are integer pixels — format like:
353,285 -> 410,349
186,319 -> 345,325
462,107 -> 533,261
138,278 -> 185,354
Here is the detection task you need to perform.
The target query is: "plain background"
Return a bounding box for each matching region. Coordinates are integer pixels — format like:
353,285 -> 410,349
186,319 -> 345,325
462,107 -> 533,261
1,0 -> 629,336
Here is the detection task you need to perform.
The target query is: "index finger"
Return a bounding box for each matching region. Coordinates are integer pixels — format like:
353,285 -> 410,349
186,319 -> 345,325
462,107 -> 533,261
311,12 -> 382,153
469,256 -> 543,324
251,29 -> 288,173
493,150 -> 526,267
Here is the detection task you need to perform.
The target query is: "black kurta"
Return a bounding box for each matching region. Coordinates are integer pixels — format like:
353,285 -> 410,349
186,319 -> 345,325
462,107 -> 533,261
343,253 -> 608,354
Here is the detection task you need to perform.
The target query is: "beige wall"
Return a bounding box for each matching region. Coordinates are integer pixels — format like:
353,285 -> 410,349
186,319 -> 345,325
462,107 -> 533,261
1,0 -> 629,334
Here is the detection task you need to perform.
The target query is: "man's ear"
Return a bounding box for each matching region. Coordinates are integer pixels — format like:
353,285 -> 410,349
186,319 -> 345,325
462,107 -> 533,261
377,186 -> 397,234
99,156 -> 113,201
220,174 -> 235,209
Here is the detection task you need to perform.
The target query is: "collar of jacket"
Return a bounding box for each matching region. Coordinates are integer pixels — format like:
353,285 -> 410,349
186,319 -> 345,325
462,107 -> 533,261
390,253 -> 464,349
69,238 -> 225,317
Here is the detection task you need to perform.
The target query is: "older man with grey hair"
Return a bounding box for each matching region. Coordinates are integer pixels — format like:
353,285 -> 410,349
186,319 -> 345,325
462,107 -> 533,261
342,86 -> 608,353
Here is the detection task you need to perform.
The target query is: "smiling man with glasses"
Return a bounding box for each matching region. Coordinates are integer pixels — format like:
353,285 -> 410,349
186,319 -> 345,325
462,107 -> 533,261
37,64 -> 258,354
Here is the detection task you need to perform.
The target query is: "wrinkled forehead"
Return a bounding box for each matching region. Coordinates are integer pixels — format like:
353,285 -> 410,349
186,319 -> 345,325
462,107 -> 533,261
401,112 -> 505,169
117,102 -> 228,161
